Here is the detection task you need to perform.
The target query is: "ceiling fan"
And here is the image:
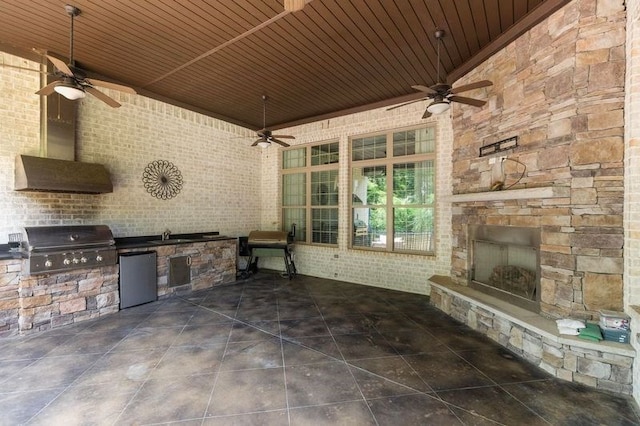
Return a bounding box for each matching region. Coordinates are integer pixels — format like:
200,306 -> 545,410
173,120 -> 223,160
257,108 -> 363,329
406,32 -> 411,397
388,29 -> 493,118
35,4 -> 136,108
252,95 -> 295,148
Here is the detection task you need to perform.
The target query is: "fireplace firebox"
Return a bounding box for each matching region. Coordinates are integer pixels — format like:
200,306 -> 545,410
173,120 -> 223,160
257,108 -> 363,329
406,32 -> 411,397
468,225 -> 540,313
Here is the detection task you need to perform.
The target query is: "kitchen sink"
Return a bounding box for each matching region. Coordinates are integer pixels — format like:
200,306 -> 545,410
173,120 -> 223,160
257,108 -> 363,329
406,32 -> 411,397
147,235 -> 229,245
149,239 -> 196,244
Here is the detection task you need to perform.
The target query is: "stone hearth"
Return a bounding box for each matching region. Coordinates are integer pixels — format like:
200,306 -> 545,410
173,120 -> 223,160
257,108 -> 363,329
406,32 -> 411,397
429,275 -> 634,395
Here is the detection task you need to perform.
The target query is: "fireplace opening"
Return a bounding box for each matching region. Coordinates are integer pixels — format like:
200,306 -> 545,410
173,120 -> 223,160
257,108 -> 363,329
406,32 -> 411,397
468,225 -> 540,313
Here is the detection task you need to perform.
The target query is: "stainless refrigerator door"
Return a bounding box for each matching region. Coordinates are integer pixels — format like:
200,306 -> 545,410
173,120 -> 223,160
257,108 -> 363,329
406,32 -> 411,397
119,251 -> 157,308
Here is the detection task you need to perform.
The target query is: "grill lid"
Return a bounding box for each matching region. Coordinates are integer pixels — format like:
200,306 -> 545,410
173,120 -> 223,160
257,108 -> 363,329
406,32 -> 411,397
247,231 -> 292,248
23,225 -> 115,251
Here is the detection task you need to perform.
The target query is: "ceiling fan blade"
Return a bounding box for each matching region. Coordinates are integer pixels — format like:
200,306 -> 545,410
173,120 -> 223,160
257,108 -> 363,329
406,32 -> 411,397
449,95 -> 486,107
85,86 -> 121,108
271,138 -> 290,147
411,84 -> 438,94
450,80 -> 493,94
35,81 -> 60,96
422,109 -> 432,119
251,139 -> 265,147
387,98 -> 428,111
271,134 -> 295,139
85,78 -> 137,94
46,54 -> 73,76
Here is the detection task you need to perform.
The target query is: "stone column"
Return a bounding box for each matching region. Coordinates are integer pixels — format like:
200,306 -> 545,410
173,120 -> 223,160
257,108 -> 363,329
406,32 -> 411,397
624,0 -> 640,408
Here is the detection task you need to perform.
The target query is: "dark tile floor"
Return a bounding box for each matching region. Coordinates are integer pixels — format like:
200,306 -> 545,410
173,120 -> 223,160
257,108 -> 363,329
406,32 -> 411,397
1,272 -> 639,425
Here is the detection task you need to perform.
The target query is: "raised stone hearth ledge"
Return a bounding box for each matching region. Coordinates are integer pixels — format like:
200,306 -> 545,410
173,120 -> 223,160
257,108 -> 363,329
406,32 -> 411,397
446,186 -> 568,203
428,275 -> 635,394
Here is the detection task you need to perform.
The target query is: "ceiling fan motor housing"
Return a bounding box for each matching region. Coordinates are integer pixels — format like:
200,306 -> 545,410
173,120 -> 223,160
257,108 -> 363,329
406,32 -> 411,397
431,83 -> 451,95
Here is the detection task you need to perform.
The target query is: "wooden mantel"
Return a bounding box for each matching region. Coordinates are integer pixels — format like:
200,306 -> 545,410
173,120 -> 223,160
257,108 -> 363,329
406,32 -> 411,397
445,186 -> 568,203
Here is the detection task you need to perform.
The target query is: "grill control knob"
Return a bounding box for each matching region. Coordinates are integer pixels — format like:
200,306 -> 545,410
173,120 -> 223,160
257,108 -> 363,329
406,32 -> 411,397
44,259 -> 53,268
80,257 -> 88,263
72,258 -> 80,264
63,258 -> 71,265
96,254 -> 103,262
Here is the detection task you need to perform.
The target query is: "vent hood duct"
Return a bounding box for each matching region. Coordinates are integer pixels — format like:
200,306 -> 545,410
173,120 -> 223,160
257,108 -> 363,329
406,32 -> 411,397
14,61 -> 113,194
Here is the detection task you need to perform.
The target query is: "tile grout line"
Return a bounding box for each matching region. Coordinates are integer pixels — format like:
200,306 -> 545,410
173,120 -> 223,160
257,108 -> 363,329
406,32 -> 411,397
199,281 -> 248,423
22,308 -> 163,425
109,301 -> 195,426
181,283 -> 510,423
275,280 -> 293,425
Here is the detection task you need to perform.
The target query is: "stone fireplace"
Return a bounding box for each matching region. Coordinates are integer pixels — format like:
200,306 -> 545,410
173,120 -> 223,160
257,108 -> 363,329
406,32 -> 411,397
468,225 -> 540,313
428,0 -> 630,395
443,184 -> 623,320
440,0 -> 625,321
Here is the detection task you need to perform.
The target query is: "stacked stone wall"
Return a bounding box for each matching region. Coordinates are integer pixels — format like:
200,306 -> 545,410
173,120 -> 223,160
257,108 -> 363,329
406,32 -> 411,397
118,239 -> 237,299
431,282 -> 634,395
17,265 -> 119,334
450,0 -> 626,320
0,259 -> 21,336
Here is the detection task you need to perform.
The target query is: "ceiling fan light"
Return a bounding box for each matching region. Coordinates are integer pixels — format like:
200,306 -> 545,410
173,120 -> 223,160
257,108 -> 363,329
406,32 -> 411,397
54,81 -> 86,100
257,140 -> 271,149
426,100 -> 450,115
284,0 -> 306,12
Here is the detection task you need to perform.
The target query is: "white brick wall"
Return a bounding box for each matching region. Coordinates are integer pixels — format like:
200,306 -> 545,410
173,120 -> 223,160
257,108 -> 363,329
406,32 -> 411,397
0,54 -> 40,235
0,52 -> 261,240
258,105 -> 454,294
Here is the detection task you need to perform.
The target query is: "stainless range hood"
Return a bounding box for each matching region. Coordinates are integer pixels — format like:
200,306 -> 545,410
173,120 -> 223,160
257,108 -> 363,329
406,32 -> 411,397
15,155 -> 113,194
14,64 -> 113,194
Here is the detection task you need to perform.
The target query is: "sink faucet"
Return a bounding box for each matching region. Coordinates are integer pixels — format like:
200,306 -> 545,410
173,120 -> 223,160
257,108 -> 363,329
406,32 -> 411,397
162,229 -> 172,241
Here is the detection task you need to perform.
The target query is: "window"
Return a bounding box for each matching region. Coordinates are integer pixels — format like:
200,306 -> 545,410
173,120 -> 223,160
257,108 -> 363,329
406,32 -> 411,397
282,142 -> 339,245
351,126 -> 435,254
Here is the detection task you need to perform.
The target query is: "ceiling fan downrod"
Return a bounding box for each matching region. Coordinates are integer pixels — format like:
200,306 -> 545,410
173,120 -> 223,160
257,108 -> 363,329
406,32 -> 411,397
434,29 -> 445,84
65,5 -> 80,67
262,95 -> 268,130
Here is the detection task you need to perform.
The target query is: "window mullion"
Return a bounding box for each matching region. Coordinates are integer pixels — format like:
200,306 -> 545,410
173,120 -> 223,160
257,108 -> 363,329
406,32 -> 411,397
387,162 -> 394,252
387,134 -> 394,252
350,124 -> 436,254
306,169 -> 311,243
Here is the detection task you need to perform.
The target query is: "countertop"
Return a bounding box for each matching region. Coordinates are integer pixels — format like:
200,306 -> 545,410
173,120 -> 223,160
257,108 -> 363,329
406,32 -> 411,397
0,233 -> 237,260
0,244 -> 23,261
114,232 -> 236,249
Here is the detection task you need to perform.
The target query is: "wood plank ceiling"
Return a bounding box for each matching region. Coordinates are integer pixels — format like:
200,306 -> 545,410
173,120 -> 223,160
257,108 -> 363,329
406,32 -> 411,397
0,0 -> 569,131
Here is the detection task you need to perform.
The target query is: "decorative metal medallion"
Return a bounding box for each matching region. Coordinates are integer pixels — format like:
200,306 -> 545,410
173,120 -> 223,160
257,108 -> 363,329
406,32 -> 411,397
142,160 -> 183,199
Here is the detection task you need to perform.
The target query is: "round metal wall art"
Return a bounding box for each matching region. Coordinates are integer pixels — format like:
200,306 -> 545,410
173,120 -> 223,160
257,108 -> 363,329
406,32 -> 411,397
142,160 -> 183,199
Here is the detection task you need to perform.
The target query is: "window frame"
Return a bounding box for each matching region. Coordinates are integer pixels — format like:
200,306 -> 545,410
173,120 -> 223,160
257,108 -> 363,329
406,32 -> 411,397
282,140 -> 340,246
349,124 -> 436,255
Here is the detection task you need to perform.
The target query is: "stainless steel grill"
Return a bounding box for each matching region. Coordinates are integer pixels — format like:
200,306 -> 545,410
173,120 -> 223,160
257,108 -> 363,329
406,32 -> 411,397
22,225 -> 117,275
